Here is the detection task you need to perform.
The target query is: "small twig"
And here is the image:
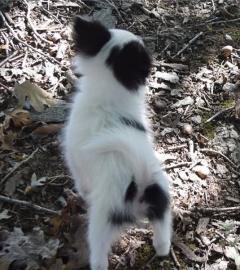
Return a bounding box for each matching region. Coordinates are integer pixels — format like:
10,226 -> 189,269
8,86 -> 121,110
0,81 -> 9,91
197,205 -> 240,213
140,254 -> 157,270
171,247 -> 181,269
164,162 -> 192,170
0,195 -> 60,215
41,6 -> 62,24
211,0 -> 216,12
210,17 -> 240,25
165,144 -> 187,152
23,0 -> 52,44
205,106 -> 234,123
0,11 -> 60,65
200,148 -> 238,169
173,32 -> 203,58
0,148 -> 39,186
0,50 -> 18,67
104,0 -> 123,21
22,49 -> 28,68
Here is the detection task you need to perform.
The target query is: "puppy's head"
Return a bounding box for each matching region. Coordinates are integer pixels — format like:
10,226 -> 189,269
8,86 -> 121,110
72,16 -> 152,91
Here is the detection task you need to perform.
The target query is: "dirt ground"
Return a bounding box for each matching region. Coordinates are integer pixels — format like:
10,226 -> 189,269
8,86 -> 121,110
0,0 -> 240,269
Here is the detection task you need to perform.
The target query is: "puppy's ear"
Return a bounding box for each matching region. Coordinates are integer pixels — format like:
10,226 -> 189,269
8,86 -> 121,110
73,16 -> 111,56
106,41 -> 152,91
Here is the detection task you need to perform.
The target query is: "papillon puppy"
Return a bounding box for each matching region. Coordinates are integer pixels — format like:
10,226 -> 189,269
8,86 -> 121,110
63,16 -> 172,270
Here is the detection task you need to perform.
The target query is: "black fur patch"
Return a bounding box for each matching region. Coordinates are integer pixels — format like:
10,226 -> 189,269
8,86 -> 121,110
106,41 -> 152,91
125,180 -> 138,202
109,211 -> 135,226
120,116 -> 146,132
141,184 -> 169,220
73,16 -> 111,56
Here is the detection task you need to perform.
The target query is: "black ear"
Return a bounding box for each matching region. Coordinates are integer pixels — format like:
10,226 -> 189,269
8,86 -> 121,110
73,16 -> 111,56
106,41 -> 152,91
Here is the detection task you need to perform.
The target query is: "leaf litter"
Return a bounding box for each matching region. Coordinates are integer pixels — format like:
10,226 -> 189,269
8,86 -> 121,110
0,0 -> 240,269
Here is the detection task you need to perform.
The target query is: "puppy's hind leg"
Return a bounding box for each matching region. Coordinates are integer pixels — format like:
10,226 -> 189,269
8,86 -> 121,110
142,182 -> 172,257
88,204 -> 119,270
152,208 -> 171,256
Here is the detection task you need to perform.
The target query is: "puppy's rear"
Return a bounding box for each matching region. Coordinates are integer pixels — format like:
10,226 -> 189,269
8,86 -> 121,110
64,16 -> 172,270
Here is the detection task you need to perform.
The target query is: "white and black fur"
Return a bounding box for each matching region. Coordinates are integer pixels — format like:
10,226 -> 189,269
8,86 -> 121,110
63,16 -> 172,270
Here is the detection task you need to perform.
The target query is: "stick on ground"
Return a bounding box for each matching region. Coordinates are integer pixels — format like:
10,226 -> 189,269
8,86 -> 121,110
0,148 -> 39,186
0,195 -> 60,215
173,32 -> 203,58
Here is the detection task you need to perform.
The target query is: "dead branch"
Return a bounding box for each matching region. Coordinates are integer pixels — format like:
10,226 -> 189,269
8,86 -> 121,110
0,148 -> 39,186
0,11 -> 60,65
165,144 -> 187,152
22,0 -> 52,44
199,148 -> 238,169
0,50 -> 18,67
173,32 -> 203,58
164,162 -> 192,170
171,247 -> 181,269
197,205 -> 240,213
0,195 -> 60,215
205,106 -> 234,123
104,0 -> 123,21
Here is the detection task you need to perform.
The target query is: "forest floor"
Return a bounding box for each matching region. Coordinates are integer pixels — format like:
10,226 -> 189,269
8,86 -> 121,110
0,0 -> 240,269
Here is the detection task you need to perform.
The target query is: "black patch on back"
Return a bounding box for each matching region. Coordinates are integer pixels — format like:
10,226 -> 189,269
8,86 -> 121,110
141,184 -> 169,221
106,41 -> 152,91
120,116 -> 146,132
73,16 -> 111,56
109,211 -> 135,226
125,180 -> 138,202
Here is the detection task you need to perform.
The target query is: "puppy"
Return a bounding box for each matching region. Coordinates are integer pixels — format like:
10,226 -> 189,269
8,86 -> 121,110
63,16 -> 172,270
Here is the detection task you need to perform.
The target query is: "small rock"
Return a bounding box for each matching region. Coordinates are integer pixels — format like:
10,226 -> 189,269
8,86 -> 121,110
182,123 -> 193,135
196,217 -> 210,234
155,99 -> 167,109
191,115 -> 202,124
193,165 -> 210,179
196,97 -> 205,107
178,171 -> 188,181
174,177 -> 183,186
200,235 -> 211,246
222,82 -> 237,92
221,45 -> 233,58
189,172 -> 202,182
155,71 -> 179,84
172,96 -> 194,108
171,88 -> 183,97
212,244 -> 224,254
225,34 -> 233,42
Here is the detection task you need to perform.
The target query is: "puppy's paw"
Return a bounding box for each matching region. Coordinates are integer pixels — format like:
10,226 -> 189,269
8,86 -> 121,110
153,240 -> 171,257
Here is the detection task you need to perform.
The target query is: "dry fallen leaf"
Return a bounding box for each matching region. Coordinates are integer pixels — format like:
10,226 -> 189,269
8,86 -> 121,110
0,210 -> 11,221
0,124 -> 16,150
7,109 -> 32,128
32,123 -> 64,137
14,80 -> 57,112
193,165 -> 210,179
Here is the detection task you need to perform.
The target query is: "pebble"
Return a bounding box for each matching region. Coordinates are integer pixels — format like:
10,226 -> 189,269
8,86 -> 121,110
178,171 -> 188,181
193,165 -> 210,179
182,123 -> 193,135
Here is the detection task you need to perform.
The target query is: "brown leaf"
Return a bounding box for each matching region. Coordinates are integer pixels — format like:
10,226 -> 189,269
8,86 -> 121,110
14,80 -> 57,112
8,109 -> 32,128
32,123 -> 64,136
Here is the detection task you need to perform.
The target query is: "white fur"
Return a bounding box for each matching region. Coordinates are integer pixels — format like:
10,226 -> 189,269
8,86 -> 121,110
63,28 -> 171,270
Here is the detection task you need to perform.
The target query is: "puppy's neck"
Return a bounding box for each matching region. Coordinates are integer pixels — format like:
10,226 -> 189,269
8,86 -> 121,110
77,67 -> 146,117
